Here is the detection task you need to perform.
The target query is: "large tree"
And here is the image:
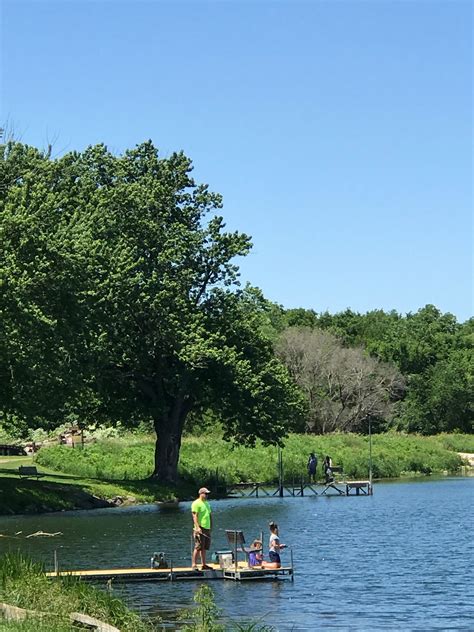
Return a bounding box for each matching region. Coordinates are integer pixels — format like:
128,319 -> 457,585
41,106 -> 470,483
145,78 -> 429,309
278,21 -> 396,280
0,142 -> 92,427
1,141 -> 304,482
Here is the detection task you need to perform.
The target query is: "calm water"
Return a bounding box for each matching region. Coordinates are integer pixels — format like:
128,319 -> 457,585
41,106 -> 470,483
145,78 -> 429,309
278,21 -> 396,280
0,477 -> 473,631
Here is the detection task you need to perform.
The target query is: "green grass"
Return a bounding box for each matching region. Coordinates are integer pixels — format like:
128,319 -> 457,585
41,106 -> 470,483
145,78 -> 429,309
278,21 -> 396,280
1,432 -> 470,516
35,432 -> 470,485
0,455 -> 195,516
427,433 -> 474,453
0,621 -> 73,631
0,554 -> 155,631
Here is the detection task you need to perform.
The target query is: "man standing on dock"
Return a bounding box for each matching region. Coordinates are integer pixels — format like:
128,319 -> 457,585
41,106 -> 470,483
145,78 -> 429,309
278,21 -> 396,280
191,487 -> 213,571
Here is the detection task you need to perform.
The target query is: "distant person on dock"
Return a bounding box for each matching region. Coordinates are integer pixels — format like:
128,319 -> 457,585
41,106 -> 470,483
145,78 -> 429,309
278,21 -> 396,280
307,452 -> 318,483
262,521 -> 286,569
191,487 -> 213,571
323,455 -> 333,483
248,539 -> 263,567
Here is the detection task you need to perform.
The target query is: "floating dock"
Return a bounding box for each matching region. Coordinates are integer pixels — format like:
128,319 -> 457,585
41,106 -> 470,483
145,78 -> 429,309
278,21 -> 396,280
46,561 -> 293,583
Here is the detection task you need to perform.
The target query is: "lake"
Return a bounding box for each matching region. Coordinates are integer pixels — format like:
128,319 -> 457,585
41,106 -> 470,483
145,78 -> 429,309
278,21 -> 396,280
1,477 -> 473,630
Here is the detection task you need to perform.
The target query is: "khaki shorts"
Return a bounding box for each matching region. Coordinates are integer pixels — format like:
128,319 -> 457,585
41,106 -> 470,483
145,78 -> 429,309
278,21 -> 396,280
194,527 -> 211,551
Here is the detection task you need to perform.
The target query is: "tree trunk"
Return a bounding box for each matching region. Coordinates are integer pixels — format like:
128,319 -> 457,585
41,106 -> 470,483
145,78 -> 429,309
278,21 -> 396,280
152,421 -> 182,484
150,395 -> 191,484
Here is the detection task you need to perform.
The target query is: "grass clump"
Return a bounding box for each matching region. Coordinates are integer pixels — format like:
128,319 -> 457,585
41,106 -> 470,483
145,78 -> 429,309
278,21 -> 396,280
35,437 -> 155,480
180,585 -> 274,632
0,553 -> 154,631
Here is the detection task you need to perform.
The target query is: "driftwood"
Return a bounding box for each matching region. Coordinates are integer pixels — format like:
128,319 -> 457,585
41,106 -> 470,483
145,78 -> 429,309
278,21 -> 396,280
26,530 -> 63,538
0,602 -> 120,631
70,611 -> 121,631
0,602 -> 43,621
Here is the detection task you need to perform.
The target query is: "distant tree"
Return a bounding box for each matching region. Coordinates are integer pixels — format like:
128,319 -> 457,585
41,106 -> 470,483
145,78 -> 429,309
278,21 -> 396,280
400,348 -> 473,434
285,307 -> 319,330
0,140 -> 304,482
277,327 -> 405,433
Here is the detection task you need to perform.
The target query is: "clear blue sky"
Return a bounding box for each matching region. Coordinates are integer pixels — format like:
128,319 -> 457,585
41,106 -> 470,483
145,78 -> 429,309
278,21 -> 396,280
1,1 -> 472,321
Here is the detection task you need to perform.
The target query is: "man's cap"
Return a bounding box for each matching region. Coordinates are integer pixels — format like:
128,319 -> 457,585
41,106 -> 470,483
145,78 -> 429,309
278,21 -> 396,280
199,487 -> 211,494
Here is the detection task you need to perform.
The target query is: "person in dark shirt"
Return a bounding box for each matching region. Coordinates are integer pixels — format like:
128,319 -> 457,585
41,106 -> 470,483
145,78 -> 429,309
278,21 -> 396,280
307,452 -> 318,483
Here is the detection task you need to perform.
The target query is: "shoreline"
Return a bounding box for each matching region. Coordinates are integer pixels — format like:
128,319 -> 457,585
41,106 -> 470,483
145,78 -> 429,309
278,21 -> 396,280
1,439 -> 472,517
1,468 -> 472,518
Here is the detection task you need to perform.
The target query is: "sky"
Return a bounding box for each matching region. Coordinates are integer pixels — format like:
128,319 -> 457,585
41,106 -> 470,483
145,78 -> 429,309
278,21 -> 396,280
1,0 -> 472,322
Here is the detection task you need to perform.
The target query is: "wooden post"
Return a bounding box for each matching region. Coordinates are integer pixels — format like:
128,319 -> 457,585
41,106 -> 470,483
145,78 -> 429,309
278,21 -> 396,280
369,418 -> 373,490
278,448 -> 283,497
54,549 -> 58,576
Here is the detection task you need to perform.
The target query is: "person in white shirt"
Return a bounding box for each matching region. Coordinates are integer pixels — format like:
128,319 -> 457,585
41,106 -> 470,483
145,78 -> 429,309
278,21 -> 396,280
262,521 -> 286,569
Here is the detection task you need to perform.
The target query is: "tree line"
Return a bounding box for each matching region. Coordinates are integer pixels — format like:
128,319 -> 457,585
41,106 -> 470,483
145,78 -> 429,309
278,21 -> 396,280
1,140 -> 472,483
268,304 -> 473,436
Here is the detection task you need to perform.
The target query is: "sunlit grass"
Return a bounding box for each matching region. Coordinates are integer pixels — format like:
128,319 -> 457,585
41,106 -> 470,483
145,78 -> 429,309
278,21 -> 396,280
34,432 -> 468,485
0,554 -> 154,631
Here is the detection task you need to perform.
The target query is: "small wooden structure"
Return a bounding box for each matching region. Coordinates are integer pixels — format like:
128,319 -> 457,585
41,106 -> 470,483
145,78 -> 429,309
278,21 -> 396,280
58,426 -> 84,448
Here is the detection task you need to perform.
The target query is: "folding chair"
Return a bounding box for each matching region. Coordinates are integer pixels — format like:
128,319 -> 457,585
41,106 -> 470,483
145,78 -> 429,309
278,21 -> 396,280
225,530 -> 262,568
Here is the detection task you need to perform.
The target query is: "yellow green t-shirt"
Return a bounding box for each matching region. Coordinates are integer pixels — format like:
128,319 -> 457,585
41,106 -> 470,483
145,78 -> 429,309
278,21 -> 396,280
191,498 -> 212,529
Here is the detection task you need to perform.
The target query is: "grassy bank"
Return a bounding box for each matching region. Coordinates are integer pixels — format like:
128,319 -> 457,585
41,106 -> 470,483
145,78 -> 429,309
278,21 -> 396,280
36,432 -> 473,483
0,554 -> 153,631
0,456 -> 195,515
0,556 -> 272,632
1,432 -> 470,516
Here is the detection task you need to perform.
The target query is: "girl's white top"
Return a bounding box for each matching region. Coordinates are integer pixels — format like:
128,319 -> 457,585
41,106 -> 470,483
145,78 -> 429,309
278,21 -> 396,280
269,533 -> 279,552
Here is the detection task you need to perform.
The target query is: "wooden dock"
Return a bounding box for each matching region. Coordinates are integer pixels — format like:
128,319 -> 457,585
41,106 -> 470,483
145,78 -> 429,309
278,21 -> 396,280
46,561 -> 293,583
227,479 -> 372,497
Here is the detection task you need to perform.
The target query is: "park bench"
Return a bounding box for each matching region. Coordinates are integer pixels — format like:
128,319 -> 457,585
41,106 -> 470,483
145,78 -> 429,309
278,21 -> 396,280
18,465 -> 42,480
